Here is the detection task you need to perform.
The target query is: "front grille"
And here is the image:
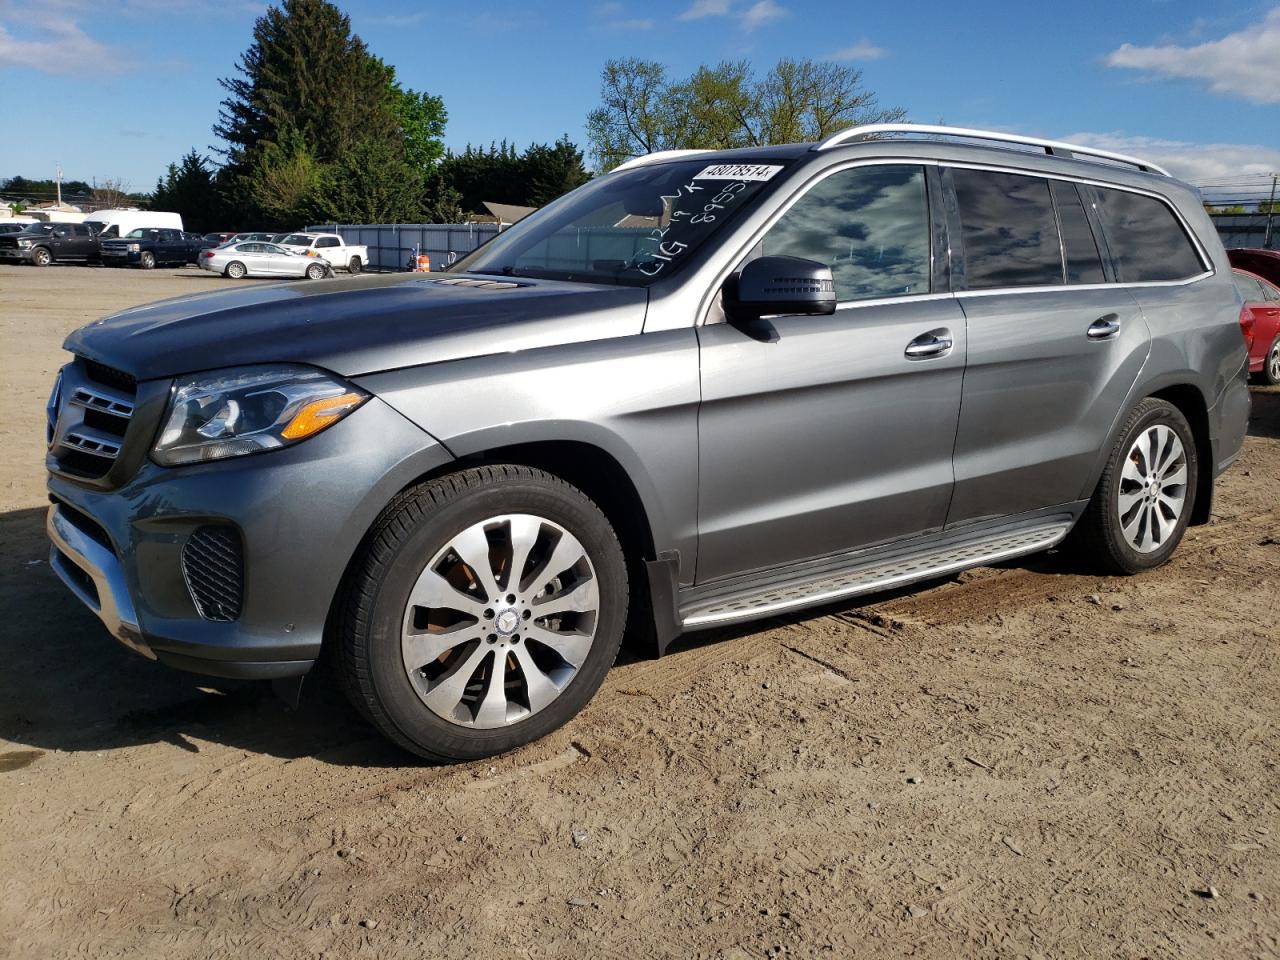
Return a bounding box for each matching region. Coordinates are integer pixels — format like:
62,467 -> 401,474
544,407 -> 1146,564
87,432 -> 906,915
48,358 -> 138,481
182,525 -> 244,622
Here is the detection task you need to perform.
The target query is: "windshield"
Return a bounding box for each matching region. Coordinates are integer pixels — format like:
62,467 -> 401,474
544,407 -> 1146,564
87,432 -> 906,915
125,229 -> 150,238
451,158 -> 791,285
281,234 -> 312,245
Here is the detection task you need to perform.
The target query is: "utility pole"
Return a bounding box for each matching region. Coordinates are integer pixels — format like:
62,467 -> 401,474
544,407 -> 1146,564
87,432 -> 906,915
1265,173 -> 1278,250
55,162 -> 62,208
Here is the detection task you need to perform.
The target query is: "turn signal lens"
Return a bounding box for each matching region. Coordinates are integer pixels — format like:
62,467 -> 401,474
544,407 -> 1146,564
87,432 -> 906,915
281,392 -> 368,440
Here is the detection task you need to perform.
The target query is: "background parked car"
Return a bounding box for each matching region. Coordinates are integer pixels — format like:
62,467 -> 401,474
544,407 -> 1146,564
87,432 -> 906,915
199,240 -> 332,279
227,232 -> 284,244
100,228 -> 208,268
0,222 -> 99,266
1233,267 -> 1280,384
204,231 -> 237,246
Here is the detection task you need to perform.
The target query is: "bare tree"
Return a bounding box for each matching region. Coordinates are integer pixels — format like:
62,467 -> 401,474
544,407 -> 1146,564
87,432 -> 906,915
586,58 -> 905,171
92,178 -> 132,209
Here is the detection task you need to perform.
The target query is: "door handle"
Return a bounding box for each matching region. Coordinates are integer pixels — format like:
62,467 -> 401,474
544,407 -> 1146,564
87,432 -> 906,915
1087,314 -> 1121,340
905,329 -> 954,360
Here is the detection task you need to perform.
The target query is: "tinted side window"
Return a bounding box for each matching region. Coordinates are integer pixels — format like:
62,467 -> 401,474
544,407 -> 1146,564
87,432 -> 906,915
1095,188 -> 1203,282
1050,181 -> 1105,284
1233,273 -> 1264,302
316,236 -> 340,248
952,169 -> 1062,289
759,164 -> 930,302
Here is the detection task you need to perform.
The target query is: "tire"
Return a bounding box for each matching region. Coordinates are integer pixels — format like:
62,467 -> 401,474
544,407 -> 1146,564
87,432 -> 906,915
225,261 -> 247,280
1262,335 -> 1280,386
305,262 -> 326,280
336,464 -> 628,762
347,256 -> 363,275
139,251 -> 156,270
1071,397 -> 1198,574
31,247 -> 51,267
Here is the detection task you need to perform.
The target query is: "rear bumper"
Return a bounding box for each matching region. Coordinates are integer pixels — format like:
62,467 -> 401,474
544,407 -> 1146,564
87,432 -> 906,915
45,396 -> 454,680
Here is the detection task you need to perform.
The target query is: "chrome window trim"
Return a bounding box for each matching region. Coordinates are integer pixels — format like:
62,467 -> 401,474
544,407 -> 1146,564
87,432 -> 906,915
696,156 -> 1215,327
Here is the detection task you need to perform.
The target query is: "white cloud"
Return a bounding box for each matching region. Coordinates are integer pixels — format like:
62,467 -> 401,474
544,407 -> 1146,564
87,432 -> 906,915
1061,132 -> 1280,193
0,16 -> 123,73
678,0 -> 730,20
593,2 -> 653,30
741,0 -> 786,31
1105,8 -> 1280,104
826,40 -> 885,61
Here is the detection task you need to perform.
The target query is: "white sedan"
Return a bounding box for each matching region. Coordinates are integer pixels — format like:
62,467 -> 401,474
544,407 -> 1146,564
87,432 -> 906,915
198,241 -> 333,280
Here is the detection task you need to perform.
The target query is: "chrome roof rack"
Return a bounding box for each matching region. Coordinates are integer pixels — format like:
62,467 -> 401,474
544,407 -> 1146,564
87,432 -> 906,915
610,149 -> 712,173
813,124 -> 1172,177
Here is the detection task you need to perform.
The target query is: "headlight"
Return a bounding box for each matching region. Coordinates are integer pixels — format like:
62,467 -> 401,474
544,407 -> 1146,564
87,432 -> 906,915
152,365 -> 368,466
17,239 -> 30,248
127,243 -> 140,253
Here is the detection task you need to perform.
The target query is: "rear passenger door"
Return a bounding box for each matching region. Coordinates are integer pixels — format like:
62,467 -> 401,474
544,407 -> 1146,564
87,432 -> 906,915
696,163 -> 967,582
944,168 -> 1151,527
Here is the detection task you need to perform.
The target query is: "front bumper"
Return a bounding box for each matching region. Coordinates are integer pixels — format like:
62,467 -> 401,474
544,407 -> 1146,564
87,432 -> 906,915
100,249 -> 141,264
0,247 -> 35,262
46,395 -> 453,679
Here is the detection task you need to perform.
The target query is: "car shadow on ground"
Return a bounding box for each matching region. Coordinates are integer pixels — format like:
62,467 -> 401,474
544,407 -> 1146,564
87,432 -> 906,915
1248,383 -> 1280,439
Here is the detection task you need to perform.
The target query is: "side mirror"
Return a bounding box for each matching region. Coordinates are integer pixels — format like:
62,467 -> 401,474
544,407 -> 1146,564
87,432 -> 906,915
727,255 -> 837,322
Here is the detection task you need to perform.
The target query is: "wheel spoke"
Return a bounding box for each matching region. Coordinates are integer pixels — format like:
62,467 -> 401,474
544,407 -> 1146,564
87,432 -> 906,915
504,515 -> 543,593
449,524 -> 502,603
1121,457 -> 1146,487
524,623 -> 593,668
1155,429 -> 1182,475
1121,506 -> 1145,549
1161,465 -> 1188,489
407,568 -> 486,618
472,653 -> 509,727
1117,487 -> 1145,517
532,578 -> 599,618
526,531 -> 588,598
512,645 -> 562,714
1150,503 -> 1172,545
421,644 -> 488,716
402,629 -> 474,671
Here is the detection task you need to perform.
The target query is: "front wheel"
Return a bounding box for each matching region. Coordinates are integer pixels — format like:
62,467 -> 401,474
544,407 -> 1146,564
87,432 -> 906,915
225,261 -> 247,280
139,250 -> 156,269
1071,398 -> 1198,574
1262,335 -> 1280,386
336,465 -> 628,762
31,247 -> 51,267
305,262 -> 326,280
347,256 -> 363,274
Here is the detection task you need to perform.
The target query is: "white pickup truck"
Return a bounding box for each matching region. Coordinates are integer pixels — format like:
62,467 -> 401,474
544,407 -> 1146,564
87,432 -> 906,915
277,232 -> 369,273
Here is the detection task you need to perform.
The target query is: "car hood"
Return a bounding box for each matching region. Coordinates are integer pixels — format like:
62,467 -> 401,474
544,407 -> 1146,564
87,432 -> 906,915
64,272 -> 650,381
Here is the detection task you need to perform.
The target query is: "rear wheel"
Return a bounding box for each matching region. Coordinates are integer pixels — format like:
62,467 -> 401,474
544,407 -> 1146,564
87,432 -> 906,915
1262,335 -> 1280,386
1072,398 -> 1198,574
225,261 -> 247,280
348,256 -> 363,274
31,246 -> 51,267
336,465 -> 628,762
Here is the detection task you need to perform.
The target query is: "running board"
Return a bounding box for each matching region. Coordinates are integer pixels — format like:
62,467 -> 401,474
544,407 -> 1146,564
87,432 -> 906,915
679,520 -> 1073,629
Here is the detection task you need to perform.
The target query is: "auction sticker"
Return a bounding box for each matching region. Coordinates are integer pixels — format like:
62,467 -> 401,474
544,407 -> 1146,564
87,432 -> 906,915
692,163 -> 784,181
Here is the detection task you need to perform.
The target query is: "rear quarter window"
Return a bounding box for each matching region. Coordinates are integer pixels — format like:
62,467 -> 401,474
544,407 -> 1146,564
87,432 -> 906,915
1094,188 -> 1204,283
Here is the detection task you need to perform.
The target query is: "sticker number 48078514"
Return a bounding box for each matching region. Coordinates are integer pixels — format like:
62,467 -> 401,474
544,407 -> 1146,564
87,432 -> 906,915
692,163 -> 784,182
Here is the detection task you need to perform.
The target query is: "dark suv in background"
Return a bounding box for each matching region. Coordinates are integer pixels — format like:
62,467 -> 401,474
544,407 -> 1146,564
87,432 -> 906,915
100,228 -> 210,269
44,125 -> 1251,762
0,222 -> 99,266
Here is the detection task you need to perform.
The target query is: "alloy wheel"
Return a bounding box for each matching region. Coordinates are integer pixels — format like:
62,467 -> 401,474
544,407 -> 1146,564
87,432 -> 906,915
1270,342 -> 1280,383
400,513 -> 600,729
1117,424 -> 1188,554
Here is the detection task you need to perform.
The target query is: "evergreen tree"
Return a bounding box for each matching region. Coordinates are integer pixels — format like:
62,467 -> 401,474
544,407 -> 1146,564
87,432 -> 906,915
152,150 -> 227,231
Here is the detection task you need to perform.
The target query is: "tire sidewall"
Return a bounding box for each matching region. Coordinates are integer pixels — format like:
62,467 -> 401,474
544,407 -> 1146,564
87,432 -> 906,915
1100,401 -> 1198,572
1265,336 -> 1280,386
361,477 -> 627,760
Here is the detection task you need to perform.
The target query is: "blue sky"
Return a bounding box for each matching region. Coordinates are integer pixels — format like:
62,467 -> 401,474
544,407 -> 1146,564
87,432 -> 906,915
2,0 -> 1279,198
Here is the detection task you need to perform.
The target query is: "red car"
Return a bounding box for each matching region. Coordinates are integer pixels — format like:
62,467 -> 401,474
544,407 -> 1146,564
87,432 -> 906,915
1231,266 -> 1280,384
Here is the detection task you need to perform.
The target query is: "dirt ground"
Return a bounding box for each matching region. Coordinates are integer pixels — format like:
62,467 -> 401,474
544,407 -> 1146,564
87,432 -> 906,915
1,263 -> 1277,959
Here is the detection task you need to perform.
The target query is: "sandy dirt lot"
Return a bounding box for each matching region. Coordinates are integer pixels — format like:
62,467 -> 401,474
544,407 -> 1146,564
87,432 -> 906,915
1,264 -> 1277,959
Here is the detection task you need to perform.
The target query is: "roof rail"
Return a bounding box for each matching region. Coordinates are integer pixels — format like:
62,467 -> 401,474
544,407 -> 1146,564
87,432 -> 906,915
610,149 -> 712,173
813,124 -> 1172,177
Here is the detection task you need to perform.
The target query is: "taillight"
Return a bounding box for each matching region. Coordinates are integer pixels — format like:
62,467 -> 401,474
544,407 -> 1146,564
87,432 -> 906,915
1239,304 -> 1255,352
202,250 -> 214,258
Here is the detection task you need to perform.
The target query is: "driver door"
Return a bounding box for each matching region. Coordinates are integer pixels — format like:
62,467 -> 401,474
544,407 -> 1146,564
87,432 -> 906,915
695,163 -> 966,583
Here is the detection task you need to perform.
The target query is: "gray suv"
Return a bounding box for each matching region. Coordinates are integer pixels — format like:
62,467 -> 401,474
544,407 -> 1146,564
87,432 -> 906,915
45,125 -> 1251,760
